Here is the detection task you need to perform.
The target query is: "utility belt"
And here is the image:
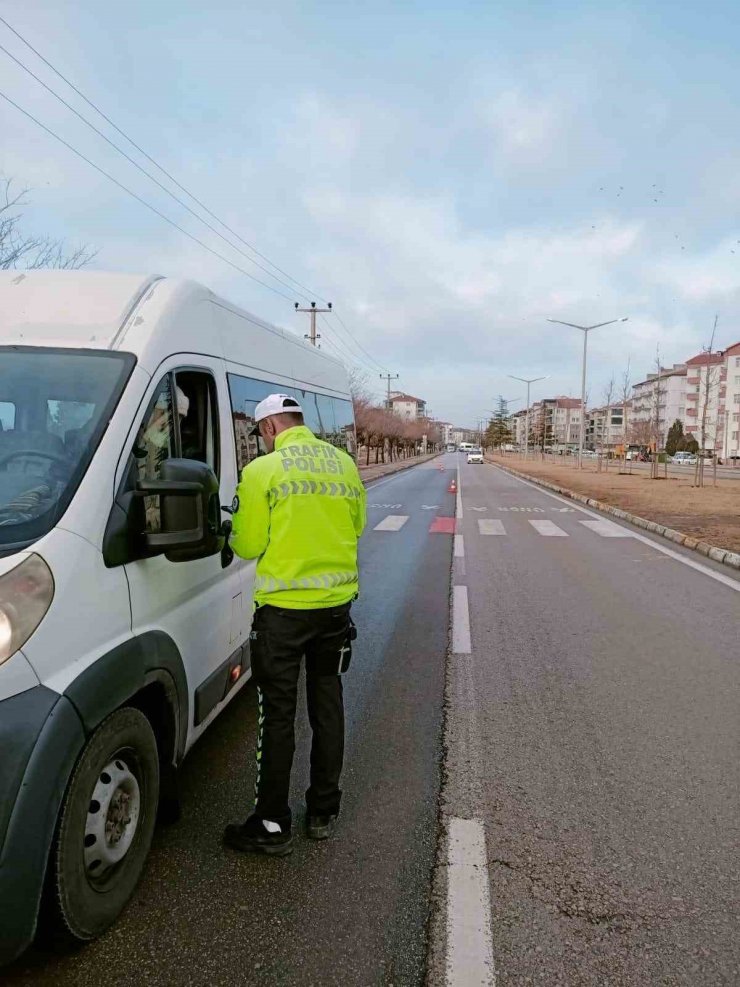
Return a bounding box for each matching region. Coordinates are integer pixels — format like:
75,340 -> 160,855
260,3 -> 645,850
250,603 -> 358,676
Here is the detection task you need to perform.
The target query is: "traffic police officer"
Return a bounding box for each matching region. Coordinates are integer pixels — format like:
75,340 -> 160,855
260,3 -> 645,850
224,394 -> 366,856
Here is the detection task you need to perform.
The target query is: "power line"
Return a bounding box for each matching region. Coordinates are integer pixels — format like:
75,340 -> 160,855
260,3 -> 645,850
318,315 -> 383,376
0,88 -> 297,301
334,311 -> 388,372
0,41 -> 313,303
0,14 -> 327,304
0,15 -> 391,374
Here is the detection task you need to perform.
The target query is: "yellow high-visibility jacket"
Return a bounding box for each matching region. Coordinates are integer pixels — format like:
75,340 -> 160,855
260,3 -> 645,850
230,425 -> 367,609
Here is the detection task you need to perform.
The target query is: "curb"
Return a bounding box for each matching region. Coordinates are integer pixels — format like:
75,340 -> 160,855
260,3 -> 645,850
361,452 -> 441,486
487,458 -> 740,572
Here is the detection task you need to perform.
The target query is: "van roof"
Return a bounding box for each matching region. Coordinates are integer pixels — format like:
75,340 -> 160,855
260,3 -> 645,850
0,270 -> 160,349
0,271 -> 346,387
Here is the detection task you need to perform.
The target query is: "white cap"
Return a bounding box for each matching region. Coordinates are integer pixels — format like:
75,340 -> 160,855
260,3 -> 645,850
254,393 -> 303,423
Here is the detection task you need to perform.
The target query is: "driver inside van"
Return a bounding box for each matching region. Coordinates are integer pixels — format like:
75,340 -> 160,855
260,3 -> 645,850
133,385 -> 190,530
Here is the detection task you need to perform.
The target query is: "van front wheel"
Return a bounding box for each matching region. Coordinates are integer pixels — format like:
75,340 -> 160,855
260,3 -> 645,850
50,707 -> 160,942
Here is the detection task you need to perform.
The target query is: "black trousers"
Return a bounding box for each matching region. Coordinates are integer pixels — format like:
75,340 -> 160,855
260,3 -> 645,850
249,602 -> 352,826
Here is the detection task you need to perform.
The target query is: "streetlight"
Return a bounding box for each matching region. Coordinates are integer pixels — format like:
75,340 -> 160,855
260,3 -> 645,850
508,376 -> 548,459
547,317 -> 628,469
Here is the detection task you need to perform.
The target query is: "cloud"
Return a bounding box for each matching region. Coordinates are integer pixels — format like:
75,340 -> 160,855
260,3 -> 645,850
483,89 -> 562,160
653,238 -> 740,302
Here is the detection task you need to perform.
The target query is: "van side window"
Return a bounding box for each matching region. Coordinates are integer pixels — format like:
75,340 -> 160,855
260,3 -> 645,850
226,372 -> 357,475
227,374 -> 281,472
133,370 -> 218,532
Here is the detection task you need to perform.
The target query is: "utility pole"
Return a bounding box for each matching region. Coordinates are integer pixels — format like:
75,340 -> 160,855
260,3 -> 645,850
295,301 -> 332,346
508,375 -> 548,460
379,373 -> 399,409
547,316 -> 629,469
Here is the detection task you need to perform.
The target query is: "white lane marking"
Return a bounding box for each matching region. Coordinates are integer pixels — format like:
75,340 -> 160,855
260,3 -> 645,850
454,534 -> 465,558
493,467 -> 740,594
446,817 -> 496,986
529,519 -> 568,537
452,585 -> 471,653
456,467 -> 463,519
478,519 -> 506,536
580,519 -> 632,538
373,514 -> 409,531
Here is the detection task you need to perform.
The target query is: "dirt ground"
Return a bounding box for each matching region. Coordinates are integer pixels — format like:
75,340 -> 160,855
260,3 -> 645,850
488,454 -> 740,553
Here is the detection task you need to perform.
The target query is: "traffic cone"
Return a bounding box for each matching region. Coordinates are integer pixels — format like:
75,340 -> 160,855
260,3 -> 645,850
448,478 -> 457,494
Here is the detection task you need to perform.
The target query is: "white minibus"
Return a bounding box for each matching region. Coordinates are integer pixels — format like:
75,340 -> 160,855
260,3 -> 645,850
0,271 -> 355,963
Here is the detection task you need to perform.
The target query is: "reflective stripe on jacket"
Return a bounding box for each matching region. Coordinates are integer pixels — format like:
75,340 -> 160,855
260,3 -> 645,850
230,425 -> 367,609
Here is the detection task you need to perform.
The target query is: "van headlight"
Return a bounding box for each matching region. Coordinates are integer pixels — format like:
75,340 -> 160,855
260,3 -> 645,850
0,554 -> 54,665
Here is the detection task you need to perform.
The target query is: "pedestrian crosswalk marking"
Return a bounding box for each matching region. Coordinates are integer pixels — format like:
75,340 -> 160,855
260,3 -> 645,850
529,520 -> 568,537
374,514 -> 409,531
478,519 -> 506,536
579,519 -> 631,538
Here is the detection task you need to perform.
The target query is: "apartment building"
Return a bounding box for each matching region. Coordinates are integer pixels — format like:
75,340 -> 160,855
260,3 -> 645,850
683,352 -> 726,454
585,402 -> 630,451
530,397 -> 583,450
510,409 -> 527,448
436,422 -> 454,445
452,427 -> 479,446
721,341 -> 740,460
629,364 -> 687,447
389,392 -> 427,421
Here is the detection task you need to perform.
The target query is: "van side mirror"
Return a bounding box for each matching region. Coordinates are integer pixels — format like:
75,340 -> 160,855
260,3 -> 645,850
138,459 -> 224,563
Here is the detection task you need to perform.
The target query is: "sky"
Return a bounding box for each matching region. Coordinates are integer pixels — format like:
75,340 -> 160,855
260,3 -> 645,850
2,0 -> 740,425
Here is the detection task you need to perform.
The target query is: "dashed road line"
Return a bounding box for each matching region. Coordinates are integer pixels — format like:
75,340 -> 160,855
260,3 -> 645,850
529,519 -> 568,537
373,514 -> 409,532
446,818 -> 495,986
454,534 -> 465,558
579,518 -> 632,538
478,519 -> 506,536
452,585 -> 471,654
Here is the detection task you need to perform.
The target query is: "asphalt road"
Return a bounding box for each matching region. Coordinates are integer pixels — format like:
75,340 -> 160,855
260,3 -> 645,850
5,459 -> 453,987
434,455 -> 740,986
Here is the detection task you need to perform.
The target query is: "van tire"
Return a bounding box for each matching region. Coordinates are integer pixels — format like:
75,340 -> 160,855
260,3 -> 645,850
49,707 -> 160,943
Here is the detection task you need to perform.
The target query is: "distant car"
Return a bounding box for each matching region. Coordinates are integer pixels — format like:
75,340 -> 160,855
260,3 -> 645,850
467,448 -> 484,464
673,452 -> 697,466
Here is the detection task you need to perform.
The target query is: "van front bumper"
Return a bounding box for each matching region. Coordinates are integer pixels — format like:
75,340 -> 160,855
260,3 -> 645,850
0,686 -> 84,966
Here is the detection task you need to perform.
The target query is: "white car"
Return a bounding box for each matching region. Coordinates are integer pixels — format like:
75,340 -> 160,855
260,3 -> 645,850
673,452 -> 697,466
467,448 -> 484,464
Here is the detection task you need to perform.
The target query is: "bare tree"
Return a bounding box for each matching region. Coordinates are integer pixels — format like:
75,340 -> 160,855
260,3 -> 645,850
651,347 -> 664,480
0,178 -> 96,271
694,316 -> 720,488
620,356 -> 632,472
600,375 -> 615,472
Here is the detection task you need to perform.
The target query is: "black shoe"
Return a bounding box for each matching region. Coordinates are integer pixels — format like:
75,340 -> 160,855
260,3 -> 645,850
223,815 -> 293,856
306,814 -> 338,840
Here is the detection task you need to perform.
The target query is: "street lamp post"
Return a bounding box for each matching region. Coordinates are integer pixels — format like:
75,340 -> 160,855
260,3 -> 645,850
547,317 -> 629,469
508,376 -> 547,460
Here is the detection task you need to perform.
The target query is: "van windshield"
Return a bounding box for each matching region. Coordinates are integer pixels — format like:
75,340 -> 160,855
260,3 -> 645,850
0,347 -> 134,552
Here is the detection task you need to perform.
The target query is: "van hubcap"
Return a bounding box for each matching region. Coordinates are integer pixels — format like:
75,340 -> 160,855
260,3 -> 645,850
84,756 -> 141,878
